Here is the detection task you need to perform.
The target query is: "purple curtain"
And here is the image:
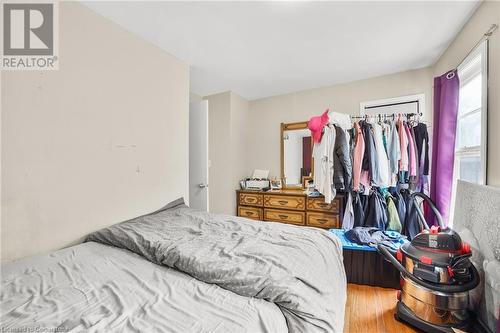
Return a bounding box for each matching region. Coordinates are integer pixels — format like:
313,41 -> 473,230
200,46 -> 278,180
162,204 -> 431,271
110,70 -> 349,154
428,69 -> 460,227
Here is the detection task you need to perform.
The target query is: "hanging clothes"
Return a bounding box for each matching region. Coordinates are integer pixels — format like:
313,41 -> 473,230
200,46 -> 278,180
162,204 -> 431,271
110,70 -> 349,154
333,125 -> 352,191
342,191 -> 354,230
370,122 -> 390,188
328,110 -> 352,130
404,194 -> 424,240
409,125 -> 420,191
413,123 -> 430,176
312,125 -> 336,203
405,123 -> 417,177
353,192 -> 368,228
352,122 -> 365,191
385,193 -> 402,232
390,188 -> 407,229
364,190 -> 387,230
310,111 -> 431,231
387,121 -> 401,186
397,118 -> 409,172
413,123 -> 430,194
361,121 -> 377,182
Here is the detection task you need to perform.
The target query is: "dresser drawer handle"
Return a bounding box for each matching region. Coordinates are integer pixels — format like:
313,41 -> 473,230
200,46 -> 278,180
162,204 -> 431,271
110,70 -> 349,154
317,203 -> 329,208
278,214 -> 289,219
316,218 -> 328,224
278,200 -> 288,205
246,211 -> 254,216
246,197 -> 256,202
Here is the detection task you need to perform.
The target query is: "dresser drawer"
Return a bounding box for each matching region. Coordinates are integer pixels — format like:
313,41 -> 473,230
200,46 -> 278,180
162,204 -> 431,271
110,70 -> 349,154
239,192 -> 263,207
264,209 -> 305,226
238,206 -> 263,220
306,197 -> 340,213
264,194 -> 305,211
306,212 -> 339,228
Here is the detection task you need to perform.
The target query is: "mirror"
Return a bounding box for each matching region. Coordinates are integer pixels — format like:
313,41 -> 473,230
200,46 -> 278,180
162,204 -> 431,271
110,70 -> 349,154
280,122 -> 313,188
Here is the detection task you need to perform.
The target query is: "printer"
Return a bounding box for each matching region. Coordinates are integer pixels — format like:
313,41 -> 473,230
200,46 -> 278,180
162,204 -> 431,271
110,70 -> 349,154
244,179 -> 270,190
242,169 -> 270,191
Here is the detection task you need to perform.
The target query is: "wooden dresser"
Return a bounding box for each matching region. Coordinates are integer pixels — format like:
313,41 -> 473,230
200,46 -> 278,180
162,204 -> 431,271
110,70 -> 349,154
236,189 -> 344,229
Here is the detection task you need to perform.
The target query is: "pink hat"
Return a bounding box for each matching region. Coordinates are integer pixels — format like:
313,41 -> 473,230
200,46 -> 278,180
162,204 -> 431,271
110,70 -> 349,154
308,110 -> 329,143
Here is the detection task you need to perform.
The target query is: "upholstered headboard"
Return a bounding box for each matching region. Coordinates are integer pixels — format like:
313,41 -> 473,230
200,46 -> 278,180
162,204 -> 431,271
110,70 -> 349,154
453,180 -> 500,332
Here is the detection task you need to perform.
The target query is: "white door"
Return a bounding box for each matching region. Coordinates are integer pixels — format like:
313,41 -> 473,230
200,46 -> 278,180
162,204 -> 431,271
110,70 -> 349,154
189,101 -> 209,211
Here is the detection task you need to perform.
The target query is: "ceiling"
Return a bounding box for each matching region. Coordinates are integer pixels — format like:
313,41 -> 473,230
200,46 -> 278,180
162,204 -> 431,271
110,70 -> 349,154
83,1 -> 479,100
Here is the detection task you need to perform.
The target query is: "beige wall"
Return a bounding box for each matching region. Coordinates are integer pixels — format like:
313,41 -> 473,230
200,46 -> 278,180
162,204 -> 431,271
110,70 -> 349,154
1,2 -> 190,262
433,1 -> 500,186
244,67 -> 433,180
230,92 -> 251,209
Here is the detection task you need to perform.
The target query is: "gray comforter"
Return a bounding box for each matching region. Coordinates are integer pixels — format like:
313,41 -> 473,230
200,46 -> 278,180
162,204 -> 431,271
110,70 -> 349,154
1,242 -> 287,332
86,199 -> 347,332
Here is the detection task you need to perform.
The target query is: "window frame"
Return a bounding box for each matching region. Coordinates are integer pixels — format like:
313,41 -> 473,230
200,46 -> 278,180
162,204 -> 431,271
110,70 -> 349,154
455,40 -> 488,185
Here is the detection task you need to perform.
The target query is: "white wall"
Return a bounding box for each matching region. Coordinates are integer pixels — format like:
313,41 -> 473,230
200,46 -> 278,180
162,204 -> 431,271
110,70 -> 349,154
203,91 -> 249,215
204,92 -> 232,214
1,2 -> 190,262
190,92 -> 203,102
433,1 -> 500,187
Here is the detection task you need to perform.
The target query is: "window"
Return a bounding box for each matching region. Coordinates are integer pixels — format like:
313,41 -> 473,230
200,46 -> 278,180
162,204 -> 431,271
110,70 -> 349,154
454,41 -> 488,185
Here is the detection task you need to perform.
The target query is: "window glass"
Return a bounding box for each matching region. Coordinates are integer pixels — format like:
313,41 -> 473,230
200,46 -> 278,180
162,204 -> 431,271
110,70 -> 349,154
458,74 -> 481,115
458,155 -> 482,183
457,111 -> 481,149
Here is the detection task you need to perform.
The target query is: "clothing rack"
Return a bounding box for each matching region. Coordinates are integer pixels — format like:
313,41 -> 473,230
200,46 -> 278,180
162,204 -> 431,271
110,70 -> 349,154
350,112 -> 422,120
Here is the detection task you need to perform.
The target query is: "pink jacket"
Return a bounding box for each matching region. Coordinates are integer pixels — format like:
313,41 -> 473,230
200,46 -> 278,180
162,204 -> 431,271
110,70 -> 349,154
352,122 -> 365,191
405,123 -> 417,177
398,119 -> 409,172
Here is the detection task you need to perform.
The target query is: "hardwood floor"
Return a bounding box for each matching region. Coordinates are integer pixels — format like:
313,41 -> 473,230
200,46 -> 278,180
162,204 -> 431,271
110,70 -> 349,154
344,283 -> 419,333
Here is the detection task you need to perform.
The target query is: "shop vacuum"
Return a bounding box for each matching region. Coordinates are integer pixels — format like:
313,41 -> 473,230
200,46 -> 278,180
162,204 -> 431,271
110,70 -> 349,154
378,192 -> 480,333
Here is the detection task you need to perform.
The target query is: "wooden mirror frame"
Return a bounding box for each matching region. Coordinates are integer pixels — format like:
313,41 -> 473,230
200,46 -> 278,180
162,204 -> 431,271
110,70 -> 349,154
280,121 -> 314,189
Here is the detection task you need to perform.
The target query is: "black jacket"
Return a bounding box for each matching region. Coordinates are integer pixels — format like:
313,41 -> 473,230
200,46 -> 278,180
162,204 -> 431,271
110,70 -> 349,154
353,192 -> 368,228
333,125 -> 352,190
413,123 -> 429,175
364,190 -> 387,230
360,121 -> 376,182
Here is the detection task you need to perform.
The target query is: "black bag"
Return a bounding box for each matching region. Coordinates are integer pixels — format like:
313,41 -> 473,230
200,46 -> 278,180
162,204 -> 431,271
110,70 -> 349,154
353,192 -> 367,228
402,190 -> 424,240
364,190 -> 387,230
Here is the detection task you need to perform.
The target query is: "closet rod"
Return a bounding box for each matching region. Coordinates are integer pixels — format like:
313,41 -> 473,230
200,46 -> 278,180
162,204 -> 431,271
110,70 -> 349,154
350,112 -> 422,120
363,100 -> 418,110
454,24 -> 498,69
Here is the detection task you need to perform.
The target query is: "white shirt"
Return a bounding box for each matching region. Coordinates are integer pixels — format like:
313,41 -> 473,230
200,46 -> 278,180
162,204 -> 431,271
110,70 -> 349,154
327,111 -> 352,131
313,125 -> 336,203
371,122 -> 391,188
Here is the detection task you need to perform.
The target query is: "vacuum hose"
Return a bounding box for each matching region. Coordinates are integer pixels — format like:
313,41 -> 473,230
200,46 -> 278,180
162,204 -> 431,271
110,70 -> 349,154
378,243 -> 480,293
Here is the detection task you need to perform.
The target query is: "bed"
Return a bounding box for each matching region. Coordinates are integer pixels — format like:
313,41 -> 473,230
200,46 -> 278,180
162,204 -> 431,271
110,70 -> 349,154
1,198 -> 347,332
